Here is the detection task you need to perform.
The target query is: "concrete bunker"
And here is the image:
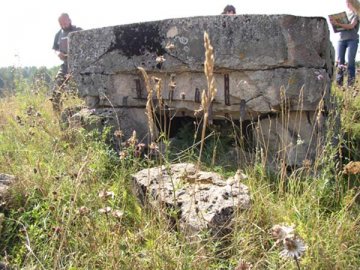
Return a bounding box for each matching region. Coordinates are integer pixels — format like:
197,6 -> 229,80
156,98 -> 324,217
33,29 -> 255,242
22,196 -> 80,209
68,15 -> 335,168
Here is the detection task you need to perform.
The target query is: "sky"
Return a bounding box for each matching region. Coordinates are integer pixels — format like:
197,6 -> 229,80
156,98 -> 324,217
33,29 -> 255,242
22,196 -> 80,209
0,0 -> 354,68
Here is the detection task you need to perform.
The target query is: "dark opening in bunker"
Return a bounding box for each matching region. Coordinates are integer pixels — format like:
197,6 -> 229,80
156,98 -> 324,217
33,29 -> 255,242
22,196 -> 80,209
155,114 -> 255,153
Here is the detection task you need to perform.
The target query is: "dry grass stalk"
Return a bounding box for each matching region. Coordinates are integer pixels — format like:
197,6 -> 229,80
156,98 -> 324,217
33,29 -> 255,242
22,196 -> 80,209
197,32 -> 217,168
138,67 -> 156,142
153,76 -> 166,135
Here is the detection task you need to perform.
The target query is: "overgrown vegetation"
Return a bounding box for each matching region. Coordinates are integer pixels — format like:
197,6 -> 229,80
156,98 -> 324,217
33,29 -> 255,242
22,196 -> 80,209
0,65 -> 360,269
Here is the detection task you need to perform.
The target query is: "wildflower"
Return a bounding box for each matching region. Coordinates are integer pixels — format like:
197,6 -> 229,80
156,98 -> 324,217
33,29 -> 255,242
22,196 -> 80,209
133,143 -> 146,157
98,207 -> 112,214
343,161 -> 360,175
235,259 -> 253,270
112,210 -> 124,219
114,129 -> 124,138
271,224 -> 294,243
149,142 -> 158,151
119,150 -> 128,160
127,130 -> 138,146
234,169 -> 247,182
302,159 -> 312,169
98,190 -> 115,200
78,206 -> 90,216
280,236 -> 307,260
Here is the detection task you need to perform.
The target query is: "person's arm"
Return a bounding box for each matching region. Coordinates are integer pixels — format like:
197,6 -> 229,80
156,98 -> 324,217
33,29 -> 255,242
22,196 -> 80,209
331,17 -> 358,30
52,31 -> 67,61
55,51 -> 67,61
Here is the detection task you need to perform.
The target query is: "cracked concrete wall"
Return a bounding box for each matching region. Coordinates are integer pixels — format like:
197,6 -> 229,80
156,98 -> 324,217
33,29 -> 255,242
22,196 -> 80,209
68,15 -> 335,167
69,15 -> 333,117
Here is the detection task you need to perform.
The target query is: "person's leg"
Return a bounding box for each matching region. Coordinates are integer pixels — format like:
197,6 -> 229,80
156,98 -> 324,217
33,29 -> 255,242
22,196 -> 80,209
336,40 -> 347,86
51,62 -> 67,112
346,39 -> 359,86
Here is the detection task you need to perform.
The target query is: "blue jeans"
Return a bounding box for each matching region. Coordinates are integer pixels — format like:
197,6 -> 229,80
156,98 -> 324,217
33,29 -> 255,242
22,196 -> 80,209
336,39 -> 359,86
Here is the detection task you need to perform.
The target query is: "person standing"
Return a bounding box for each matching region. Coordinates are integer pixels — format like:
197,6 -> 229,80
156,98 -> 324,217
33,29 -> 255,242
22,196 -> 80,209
331,0 -> 359,86
52,13 -> 82,112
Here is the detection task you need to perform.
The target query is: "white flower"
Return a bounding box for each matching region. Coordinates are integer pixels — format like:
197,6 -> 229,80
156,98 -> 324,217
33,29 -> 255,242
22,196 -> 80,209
98,207 -> 112,214
271,224 -> 295,243
98,190 -> 115,200
280,237 -> 307,260
112,210 -> 124,219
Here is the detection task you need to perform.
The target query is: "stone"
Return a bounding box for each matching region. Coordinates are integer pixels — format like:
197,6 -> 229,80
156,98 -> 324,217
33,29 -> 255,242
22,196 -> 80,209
65,107 -> 153,145
0,174 -> 15,202
132,163 -> 251,236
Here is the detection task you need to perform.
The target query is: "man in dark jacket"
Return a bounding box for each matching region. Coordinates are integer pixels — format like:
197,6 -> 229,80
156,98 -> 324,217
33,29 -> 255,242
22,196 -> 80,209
52,13 -> 82,112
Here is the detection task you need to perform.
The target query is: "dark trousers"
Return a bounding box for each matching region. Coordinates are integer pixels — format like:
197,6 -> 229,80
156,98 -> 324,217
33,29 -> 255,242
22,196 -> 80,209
52,61 -> 68,112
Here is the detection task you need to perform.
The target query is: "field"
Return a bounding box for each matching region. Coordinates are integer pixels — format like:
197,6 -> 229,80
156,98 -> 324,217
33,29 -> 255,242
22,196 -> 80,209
0,65 -> 359,270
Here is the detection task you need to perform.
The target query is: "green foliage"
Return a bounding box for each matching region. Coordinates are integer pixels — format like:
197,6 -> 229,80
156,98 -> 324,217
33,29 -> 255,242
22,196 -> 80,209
0,66 -> 57,95
338,88 -> 360,161
0,79 -> 359,270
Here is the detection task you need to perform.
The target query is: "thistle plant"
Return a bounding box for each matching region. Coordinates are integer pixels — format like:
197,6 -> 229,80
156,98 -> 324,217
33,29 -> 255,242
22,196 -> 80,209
234,259 -> 253,270
271,224 -> 307,270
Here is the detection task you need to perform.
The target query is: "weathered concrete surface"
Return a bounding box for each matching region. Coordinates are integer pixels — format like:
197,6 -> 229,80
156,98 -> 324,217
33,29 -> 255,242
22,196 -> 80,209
73,68 -> 329,120
69,15 -> 333,73
68,15 -> 335,167
69,15 -> 333,114
62,107 -> 153,144
255,111 -> 325,167
132,163 -> 250,235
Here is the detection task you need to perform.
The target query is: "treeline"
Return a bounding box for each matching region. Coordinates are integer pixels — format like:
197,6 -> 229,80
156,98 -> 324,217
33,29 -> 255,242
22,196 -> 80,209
0,66 -> 58,93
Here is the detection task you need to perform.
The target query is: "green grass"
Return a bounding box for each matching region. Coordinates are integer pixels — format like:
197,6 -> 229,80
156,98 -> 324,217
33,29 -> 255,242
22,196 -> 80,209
0,78 -> 359,270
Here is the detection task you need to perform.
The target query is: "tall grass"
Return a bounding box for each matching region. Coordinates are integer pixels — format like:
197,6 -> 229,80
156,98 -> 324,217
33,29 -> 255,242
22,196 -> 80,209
0,62 -> 360,269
